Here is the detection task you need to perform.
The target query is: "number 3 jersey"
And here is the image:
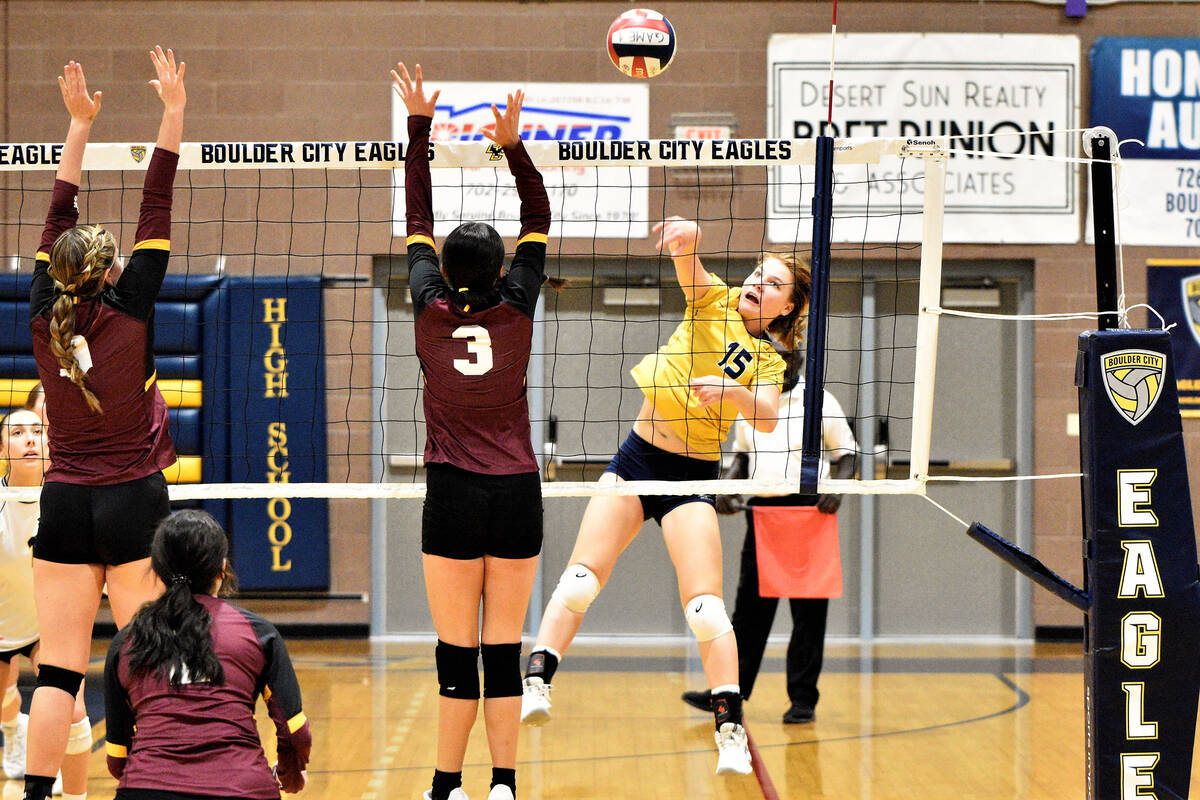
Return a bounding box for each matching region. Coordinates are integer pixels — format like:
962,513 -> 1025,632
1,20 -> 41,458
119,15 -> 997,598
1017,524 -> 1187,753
630,275 -> 786,461
404,114 -> 550,476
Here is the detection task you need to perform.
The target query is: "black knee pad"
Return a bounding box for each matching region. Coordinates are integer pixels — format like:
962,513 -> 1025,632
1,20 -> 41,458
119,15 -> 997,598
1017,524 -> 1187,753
435,640 -> 479,700
36,664 -> 84,698
481,642 -> 522,698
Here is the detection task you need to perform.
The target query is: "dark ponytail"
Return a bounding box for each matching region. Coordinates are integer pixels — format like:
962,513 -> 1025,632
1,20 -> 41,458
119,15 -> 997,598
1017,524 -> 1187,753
442,222 -> 504,312
124,510 -> 235,687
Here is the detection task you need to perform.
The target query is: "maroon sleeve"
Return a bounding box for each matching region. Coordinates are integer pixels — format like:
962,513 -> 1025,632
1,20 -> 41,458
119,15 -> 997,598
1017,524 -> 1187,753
135,147 -> 177,244
504,140 -> 550,240
405,115 -> 434,241
38,179 -> 79,257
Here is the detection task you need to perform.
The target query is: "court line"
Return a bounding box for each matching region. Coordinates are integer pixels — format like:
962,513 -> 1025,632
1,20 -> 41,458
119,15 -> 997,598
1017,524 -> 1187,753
744,723 -> 780,800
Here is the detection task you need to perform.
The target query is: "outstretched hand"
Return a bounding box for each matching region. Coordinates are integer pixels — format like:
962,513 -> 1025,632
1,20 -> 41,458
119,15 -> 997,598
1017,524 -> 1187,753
391,62 -> 440,118
653,216 -> 701,258
482,90 -> 525,149
148,46 -> 186,112
58,61 -> 102,123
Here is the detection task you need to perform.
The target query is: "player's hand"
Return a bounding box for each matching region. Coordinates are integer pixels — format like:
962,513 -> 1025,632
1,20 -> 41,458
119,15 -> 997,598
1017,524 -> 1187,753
715,494 -> 743,515
653,216 -> 700,257
58,61 -> 102,123
391,62 -> 440,118
689,375 -> 729,408
148,46 -> 185,112
816,493 -> 842,514
482,90 -> 524,149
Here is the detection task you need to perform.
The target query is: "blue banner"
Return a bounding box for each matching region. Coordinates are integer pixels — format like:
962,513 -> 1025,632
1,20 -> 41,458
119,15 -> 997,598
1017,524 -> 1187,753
1077,329 -> 1200,799
1147,261 -> 1200,418
224,277 -> 329,590
1091,37 -> 1200,161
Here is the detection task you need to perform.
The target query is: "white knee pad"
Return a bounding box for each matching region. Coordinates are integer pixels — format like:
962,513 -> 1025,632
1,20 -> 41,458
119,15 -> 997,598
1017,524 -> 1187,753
685,594 -> 733,642
3,684 -> 18,708
65,716 -> 91,755
550,565 -> 601,614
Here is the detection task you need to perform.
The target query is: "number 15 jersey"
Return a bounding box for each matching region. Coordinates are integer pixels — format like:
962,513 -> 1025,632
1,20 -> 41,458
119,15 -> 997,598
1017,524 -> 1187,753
404,114 -> 549,476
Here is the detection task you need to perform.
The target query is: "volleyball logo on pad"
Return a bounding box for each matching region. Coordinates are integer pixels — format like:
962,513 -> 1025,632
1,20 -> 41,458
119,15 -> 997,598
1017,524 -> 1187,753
1102,349 -> 1165,426
1183,275 -> 1200,348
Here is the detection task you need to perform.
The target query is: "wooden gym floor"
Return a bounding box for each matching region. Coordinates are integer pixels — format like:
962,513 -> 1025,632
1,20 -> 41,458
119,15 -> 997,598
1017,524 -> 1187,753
12,638 -> 1198,799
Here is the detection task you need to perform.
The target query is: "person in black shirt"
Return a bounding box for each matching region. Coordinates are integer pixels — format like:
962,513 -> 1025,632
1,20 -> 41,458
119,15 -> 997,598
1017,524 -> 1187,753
391,62 -> 549,800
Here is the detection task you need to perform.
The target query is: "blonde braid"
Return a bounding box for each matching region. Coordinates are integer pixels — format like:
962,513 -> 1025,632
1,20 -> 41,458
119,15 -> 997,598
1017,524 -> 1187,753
47,225 -> 113,415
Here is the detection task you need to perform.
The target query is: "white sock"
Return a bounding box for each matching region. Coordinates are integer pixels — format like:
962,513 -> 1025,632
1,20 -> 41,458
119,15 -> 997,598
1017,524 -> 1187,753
711,684 -> 740,696
532,645 -> 562,661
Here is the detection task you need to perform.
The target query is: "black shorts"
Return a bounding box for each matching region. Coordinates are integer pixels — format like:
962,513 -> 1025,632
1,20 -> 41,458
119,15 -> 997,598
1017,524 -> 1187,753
604,431 -> 721,525
422,463 -> 543,560
33,472 -> 171,565
0,641 -> 37,663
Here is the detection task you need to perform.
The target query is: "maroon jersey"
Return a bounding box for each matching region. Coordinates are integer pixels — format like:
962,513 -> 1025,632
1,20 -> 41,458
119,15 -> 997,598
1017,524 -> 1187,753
30,148 -> 178,485
405,114 -> 550,475
104,595 -> 312,799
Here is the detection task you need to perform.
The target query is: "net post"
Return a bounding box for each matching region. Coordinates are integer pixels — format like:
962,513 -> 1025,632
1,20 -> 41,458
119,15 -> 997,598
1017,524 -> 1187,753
908,152 -> 946,487
800,135 -> 835,495
1088,134 -> 1119,330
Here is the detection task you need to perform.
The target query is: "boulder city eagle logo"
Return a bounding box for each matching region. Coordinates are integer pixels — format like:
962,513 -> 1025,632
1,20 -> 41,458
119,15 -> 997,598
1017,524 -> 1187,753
129,146 -> 147,163
1103,349 -> 1166,425
1184,274 -> 1200,348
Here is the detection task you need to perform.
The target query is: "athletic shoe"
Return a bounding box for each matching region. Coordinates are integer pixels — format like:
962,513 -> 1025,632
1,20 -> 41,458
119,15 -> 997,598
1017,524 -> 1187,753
2,712 -> 26,779
714,722 -> 752,775
520,676 -> 552,726
681,689 -> 713,712
487,786 -> 515,800
421,789 -> 470,800
782,703 -> 815,724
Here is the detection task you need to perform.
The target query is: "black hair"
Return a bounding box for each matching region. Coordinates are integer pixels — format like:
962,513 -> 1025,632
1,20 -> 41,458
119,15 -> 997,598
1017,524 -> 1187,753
780,347 -> 804,394
441,222 -> 505,311
124,509 -> 236,688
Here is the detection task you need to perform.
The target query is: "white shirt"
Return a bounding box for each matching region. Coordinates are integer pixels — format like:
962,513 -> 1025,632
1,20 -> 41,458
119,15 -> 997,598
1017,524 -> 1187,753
731,383 -> 858,489
0,476 -> 40,649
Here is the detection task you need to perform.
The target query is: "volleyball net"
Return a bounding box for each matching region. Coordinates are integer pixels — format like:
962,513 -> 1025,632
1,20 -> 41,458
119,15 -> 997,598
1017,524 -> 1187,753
0,134 -> 949,501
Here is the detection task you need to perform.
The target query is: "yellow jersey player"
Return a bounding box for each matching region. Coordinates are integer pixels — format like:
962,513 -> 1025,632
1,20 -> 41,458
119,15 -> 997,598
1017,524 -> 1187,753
522,216 -> 810,776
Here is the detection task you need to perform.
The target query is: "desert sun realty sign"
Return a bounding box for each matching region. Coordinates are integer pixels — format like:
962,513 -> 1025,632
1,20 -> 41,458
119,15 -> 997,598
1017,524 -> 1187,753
768,33 -> 1080,244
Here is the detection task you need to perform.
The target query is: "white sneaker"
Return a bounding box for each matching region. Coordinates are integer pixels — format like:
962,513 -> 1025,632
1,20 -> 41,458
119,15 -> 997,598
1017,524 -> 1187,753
714,722 -> 752,775
2,713 -> 26,780
520,677 -> 552,726
421,789 -> 469,800
487,786 -> 515,800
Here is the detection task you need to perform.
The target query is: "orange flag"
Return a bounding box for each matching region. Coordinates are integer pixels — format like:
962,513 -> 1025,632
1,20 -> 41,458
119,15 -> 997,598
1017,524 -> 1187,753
752,506 -> 842,599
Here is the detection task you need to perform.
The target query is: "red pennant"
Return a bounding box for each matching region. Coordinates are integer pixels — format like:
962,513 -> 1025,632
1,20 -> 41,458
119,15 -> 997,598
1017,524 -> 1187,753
752,506 -> 843,598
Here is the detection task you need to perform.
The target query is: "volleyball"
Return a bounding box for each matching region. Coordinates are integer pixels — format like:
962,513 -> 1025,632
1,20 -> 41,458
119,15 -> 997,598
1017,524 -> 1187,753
606,9 -> 676,79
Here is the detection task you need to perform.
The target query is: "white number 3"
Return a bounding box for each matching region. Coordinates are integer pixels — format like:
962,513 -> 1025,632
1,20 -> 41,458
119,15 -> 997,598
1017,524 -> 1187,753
452,325 -> 493,375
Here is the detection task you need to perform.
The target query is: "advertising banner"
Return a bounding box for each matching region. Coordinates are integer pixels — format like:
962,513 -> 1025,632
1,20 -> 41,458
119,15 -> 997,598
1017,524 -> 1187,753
1090,38 -> 1200,246
392,82 -> 649,239
768,33 -> 1080,244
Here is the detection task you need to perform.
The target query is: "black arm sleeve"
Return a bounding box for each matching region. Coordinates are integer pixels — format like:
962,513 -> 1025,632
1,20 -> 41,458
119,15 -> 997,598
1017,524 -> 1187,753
499,140 -> 550,318
404,114 -> 446,317
241,609 -> 312,792
103,630 -> 135,779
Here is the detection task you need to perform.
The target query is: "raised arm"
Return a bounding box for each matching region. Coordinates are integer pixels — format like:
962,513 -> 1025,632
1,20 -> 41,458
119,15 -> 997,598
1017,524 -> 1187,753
135,47 -> 184,247
483,90 -> 550,247
54,60 -> 101,187
654,216 -> 711,303
392,62 -> 440,247
148,46 -> 185,155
